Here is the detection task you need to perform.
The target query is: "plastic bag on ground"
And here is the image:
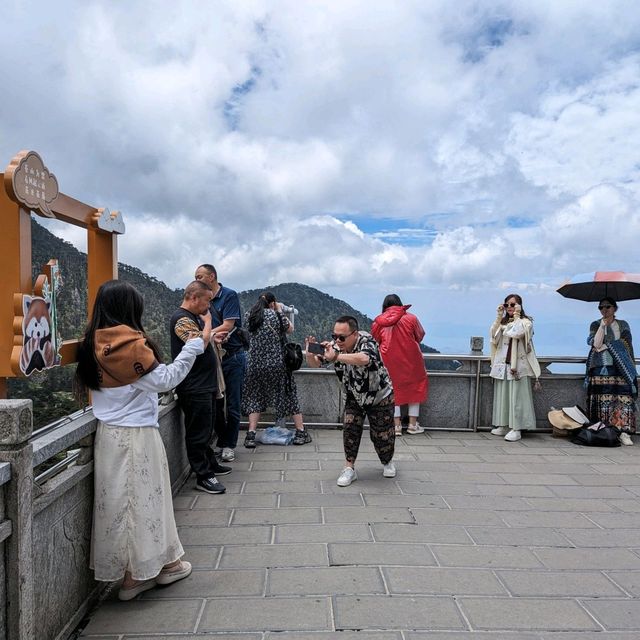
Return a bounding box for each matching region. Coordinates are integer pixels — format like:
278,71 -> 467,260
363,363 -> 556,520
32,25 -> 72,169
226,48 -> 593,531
255,426 -> 295,445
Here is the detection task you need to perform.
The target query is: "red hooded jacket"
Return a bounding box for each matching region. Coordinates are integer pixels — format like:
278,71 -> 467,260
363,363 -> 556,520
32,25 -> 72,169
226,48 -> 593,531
371,305 -> 428,405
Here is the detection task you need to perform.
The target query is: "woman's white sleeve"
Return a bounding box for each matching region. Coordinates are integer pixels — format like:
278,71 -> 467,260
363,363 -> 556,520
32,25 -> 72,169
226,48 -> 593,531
503,319 -> 527,339
132,338 -> 204,392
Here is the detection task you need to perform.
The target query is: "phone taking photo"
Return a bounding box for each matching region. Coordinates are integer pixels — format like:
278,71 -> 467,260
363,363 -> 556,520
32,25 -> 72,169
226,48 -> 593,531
307,342 -> 325,356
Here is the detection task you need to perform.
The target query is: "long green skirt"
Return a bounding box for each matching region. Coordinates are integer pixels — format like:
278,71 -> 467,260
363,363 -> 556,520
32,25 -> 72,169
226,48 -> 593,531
492,377 -> 536,431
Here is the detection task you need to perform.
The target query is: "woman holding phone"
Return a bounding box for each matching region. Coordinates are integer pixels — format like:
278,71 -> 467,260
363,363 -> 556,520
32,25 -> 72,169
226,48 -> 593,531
489,293 -> 540,442
241,291 -> 311,448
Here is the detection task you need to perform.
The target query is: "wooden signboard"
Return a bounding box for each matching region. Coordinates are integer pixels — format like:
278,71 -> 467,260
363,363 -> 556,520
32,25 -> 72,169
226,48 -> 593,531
0,150 -> 125,397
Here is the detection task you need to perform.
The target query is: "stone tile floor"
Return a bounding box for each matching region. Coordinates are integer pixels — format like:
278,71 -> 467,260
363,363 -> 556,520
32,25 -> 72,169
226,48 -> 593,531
79,429 -> 640,639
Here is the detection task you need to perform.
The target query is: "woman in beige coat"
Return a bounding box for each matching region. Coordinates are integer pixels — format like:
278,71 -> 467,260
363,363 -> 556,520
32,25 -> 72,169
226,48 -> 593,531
489,293 -> 541,442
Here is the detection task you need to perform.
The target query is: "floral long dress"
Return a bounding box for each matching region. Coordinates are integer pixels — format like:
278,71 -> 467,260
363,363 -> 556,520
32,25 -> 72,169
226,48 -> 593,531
241,309 -> 301,418
586,319 -> 637,433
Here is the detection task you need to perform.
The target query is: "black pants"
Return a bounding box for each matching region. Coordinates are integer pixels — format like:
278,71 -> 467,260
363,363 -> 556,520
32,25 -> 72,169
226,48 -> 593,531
178,391 -> 219,480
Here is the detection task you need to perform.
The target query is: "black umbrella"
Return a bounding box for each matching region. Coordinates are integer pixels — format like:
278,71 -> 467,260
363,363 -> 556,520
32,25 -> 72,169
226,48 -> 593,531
557,271 -> 640,302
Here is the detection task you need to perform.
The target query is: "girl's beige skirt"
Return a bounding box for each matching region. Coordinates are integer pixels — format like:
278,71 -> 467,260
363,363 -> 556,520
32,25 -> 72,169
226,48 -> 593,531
91,422 -> 184,581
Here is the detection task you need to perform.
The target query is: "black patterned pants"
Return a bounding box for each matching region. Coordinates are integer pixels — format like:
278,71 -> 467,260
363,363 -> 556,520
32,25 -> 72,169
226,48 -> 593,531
343,392 -> 395,465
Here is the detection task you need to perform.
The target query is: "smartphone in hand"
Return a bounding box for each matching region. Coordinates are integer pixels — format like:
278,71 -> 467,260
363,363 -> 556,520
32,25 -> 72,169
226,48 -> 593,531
307,342 -> 325,356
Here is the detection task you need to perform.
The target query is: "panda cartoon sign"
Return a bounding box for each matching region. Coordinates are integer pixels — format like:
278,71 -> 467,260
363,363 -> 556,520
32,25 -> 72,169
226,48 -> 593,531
15,260 -> 63,377
20,296 -> 58,375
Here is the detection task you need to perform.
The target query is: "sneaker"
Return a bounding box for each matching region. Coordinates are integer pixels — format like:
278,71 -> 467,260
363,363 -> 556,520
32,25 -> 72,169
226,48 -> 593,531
504,429 -> 521,442
156,560 -> 192,586
213,446 -> 223,457
406,423 -> 425,435
244,431 -> 256,448
118,578 -> 156,601
383,462 -> 397,478
620,432 -> 634,446
196,476 -> 226,494
336,467 -> 357,487
212,462 -> 232,476
293,429 -> 312,445
491,426 -> 509,436
221,447 -> 235,461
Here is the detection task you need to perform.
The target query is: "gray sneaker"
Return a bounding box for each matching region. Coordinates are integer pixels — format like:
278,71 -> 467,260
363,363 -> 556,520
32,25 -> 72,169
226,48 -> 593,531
221,447 -> 235,461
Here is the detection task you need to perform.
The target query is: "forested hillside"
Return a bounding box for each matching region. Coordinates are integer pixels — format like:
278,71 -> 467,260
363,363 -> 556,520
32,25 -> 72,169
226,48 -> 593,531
10,220 -> 450,427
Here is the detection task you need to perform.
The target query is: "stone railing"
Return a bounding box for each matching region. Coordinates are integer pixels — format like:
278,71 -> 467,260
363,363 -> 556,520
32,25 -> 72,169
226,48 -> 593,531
0,352 -> 637,639
0,397 -> 188,640
284,354 -> 631,430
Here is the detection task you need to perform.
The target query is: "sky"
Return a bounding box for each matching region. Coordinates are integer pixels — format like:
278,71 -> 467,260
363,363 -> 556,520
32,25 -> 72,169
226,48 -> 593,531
2,0 -> 640,357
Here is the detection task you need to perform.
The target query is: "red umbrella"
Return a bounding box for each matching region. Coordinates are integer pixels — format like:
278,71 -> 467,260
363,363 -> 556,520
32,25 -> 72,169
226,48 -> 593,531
557,271 -> 640,302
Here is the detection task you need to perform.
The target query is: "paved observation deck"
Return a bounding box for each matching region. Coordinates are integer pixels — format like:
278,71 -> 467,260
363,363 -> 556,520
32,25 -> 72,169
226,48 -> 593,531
80,428 -> 640,639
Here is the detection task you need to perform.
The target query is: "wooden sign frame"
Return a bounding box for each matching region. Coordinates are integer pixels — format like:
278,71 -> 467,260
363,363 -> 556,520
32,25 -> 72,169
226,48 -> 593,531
0,150 -> 125,397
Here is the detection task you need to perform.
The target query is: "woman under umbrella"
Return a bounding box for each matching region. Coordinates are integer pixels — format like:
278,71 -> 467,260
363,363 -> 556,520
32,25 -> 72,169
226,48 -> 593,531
585,297 -> 637,445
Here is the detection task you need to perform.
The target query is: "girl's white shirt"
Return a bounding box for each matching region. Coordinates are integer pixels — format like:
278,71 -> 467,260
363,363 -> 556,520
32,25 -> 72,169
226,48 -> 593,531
91,337 -> 204,428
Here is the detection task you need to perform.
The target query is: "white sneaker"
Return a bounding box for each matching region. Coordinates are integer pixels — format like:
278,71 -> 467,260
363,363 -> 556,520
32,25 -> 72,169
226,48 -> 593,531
504,429 -> 521,442
406,423 -> 425,434
221,447 -> 235,461
491,426 -> 509,436
383,462 -> 396,478
620,432 -> 634,446
337,467 -> 357,487
213,446 -> 223,456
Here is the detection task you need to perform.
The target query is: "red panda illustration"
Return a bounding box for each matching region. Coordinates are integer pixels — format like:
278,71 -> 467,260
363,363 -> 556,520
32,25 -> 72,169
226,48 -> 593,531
20,297 -> 55,375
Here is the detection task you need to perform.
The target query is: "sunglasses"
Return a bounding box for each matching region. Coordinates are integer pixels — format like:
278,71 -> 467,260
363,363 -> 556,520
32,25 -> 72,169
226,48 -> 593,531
505,303 -> 518,308
331,330 -> 356,342
598,305 -> 614,310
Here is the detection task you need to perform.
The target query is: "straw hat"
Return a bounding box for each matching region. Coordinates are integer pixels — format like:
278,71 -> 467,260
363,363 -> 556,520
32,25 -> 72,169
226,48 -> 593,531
548,406 -> 588,431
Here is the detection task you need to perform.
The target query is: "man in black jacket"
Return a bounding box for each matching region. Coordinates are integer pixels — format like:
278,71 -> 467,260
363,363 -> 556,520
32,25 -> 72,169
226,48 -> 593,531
170,280 -> 231,494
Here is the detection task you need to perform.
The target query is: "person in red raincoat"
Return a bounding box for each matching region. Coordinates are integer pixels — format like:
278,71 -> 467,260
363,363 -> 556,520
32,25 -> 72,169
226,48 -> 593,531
371,294 -> 428,436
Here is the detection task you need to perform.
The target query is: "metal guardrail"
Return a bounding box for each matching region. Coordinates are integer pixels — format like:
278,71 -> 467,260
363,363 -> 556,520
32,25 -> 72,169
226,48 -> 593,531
28,352 -> 640,478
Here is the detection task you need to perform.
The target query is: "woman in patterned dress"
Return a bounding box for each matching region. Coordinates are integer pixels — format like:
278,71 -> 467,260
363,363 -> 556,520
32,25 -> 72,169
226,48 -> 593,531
242,291 -> 311,448
586,297 -> 637,445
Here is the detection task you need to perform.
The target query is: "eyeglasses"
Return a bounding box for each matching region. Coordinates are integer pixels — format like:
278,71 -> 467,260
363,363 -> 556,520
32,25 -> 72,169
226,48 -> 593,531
598,305 -> 614,310
331,330 -> 356,342
506,303 -> 518,308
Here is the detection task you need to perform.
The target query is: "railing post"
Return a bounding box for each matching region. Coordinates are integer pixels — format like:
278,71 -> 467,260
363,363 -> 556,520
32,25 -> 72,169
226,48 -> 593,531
0,399 -> 34,640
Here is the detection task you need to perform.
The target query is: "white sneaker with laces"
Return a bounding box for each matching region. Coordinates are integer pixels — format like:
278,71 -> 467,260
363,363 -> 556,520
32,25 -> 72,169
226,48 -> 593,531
383,461 -> 396,478
337,467 -> 357,487
504,429 -> 522,442
221,447 -> 235,461
491,426 -> 509,436
620,432 -> 634,446
406,423 -> 425,434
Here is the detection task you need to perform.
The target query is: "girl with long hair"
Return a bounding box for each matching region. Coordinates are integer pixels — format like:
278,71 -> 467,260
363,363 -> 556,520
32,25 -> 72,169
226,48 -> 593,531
489,293 -> 540,442
75,280 -> 208,600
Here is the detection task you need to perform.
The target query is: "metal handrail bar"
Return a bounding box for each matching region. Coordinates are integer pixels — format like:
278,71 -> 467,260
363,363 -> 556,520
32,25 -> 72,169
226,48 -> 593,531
34,451 -> 80,485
